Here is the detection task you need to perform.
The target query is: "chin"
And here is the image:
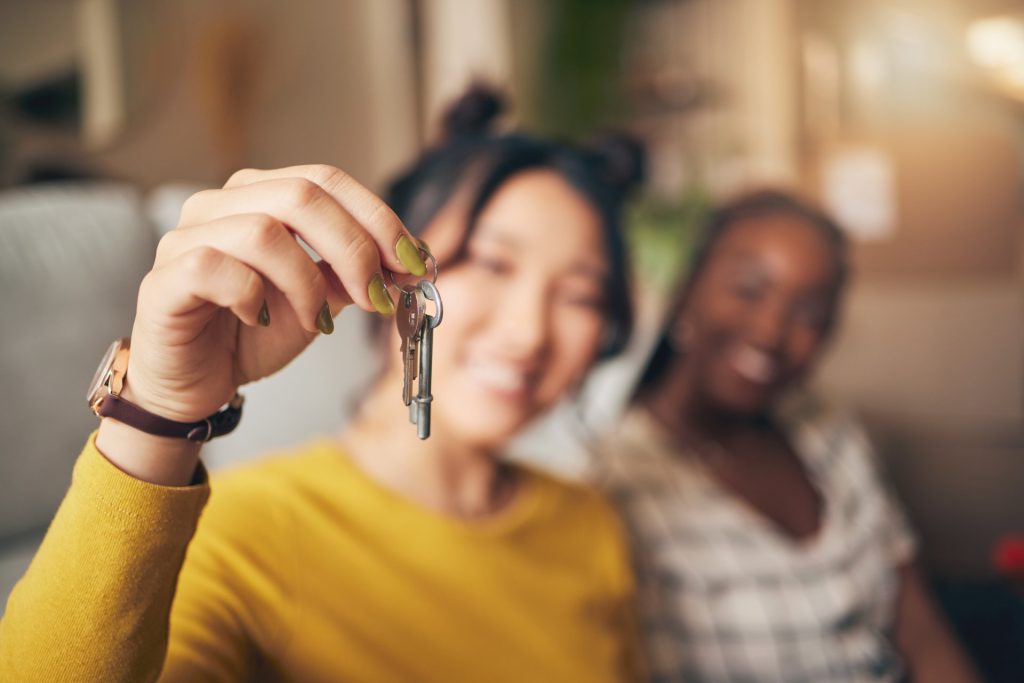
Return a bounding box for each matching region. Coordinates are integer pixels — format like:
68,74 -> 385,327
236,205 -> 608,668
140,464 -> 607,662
709,379 -> 778,417
433,398 -> 536,448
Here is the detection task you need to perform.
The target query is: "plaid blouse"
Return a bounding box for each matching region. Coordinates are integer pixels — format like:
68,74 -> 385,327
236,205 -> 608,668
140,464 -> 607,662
595,398 -> 916,683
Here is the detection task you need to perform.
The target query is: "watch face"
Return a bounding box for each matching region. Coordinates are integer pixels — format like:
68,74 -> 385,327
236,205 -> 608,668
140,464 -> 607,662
87,339 -> 123,405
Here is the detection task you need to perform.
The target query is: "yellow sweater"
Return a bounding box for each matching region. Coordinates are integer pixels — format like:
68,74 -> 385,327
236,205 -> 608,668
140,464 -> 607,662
0,435 -> 640,682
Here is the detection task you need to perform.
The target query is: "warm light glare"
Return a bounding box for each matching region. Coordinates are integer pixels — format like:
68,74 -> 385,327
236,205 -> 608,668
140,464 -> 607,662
1001,64 -> 1024,89
967,17 -> 1024,69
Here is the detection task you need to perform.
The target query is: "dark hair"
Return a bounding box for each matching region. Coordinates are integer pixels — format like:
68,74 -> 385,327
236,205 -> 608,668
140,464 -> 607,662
635,189 -> 850,393
383,85 -> 644,358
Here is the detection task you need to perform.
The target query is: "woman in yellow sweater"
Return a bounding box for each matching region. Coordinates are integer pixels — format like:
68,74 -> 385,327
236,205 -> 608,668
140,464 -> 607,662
0,89 -> 644,682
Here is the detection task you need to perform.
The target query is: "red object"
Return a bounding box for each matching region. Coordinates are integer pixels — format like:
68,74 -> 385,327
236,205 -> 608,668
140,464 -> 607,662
993,534 -> 1024,577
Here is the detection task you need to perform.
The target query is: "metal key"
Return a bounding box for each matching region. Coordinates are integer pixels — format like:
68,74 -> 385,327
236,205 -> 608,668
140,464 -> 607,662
410,280 -> 443,439
396,287 -> 426,406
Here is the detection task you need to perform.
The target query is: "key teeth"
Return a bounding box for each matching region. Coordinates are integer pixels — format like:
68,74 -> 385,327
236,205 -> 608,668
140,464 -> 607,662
398,283 -> 439,440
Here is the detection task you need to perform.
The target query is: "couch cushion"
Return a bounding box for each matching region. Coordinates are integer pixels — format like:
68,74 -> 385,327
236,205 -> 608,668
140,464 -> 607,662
0,183 -> 156,540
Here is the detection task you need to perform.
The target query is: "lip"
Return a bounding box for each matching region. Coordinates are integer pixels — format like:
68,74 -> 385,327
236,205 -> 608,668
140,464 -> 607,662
462,357 -> 537,402
727,343 -> 780,386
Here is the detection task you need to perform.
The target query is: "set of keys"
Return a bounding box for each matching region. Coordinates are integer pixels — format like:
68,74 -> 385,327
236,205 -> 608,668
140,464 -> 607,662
393,250 -> 443,440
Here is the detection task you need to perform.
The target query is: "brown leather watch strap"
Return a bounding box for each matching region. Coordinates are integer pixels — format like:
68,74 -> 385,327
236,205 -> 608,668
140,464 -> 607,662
95,393 -> 244,442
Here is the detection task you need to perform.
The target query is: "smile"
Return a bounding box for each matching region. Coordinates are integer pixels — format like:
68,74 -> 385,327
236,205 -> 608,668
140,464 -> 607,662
728,344 -> 780,385
465,358 -> 532,399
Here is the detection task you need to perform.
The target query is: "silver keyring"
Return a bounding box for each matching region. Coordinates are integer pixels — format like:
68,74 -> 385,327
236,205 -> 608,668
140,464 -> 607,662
416,280 -> 443,328
387,247 -> 438,294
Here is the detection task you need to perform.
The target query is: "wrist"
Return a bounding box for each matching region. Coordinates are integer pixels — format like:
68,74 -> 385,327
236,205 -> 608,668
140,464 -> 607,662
95,418 -> 203,486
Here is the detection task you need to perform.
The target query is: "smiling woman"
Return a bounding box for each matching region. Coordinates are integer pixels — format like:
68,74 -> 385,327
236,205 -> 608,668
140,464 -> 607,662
596,190 -> 982,682
414,170 -> 609,443
0,87 -> 646,682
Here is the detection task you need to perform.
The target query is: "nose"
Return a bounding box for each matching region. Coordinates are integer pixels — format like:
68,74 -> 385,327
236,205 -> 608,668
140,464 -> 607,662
747,300 -> 788,352
494,282 -> 550,361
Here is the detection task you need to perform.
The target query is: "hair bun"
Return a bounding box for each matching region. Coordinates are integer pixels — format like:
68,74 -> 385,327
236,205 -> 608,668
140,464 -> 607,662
589,133 -> 646,196
441,84 -> 506,139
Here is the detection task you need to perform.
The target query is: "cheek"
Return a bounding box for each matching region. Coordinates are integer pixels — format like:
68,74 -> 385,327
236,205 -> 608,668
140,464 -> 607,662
785,329 -> 826,372
688,300 -> 740,358
549,310 -> 603,375
427,274 -> 487,354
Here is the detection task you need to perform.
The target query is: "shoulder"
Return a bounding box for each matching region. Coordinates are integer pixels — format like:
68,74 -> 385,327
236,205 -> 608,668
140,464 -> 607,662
516,463 -> 634,593
209,440 -> 340,501
589,407 -> 705,502
517,462 -> 622,528
781,392 -> 877,474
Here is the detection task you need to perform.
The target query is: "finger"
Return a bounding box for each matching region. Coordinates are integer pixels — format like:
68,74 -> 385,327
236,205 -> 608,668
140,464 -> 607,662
155,214 -> 333,334
140,246 -> 265,329
317,259 -> 355,313
223,164 -> 427,277
178,178 -> 392,315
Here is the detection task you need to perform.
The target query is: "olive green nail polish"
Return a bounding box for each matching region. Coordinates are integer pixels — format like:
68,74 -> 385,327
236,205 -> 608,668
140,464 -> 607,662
258,300 -> 270,327
396,235 -> 427,277
316,302 -> 334,335
368,273 -> 395,316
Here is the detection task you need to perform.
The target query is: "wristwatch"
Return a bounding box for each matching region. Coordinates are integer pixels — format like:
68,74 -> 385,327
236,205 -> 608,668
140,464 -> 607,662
87,337 -> 244,442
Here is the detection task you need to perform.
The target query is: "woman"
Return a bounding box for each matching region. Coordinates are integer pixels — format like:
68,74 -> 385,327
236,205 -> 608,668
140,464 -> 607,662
597,191 -> 979,682
0,90 -> 644,682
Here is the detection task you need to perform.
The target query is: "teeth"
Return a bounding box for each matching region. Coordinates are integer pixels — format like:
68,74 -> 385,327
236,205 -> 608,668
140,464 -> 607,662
466,360 -> 528,393
731,346 -> 778,384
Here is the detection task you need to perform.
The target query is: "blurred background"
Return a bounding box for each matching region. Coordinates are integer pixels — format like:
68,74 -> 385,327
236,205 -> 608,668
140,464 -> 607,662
1,0 -> 1022,675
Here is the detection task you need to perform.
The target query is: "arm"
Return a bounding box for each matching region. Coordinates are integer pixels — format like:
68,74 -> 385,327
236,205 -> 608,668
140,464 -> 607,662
0,435 -> 210,682
893,562 -> 982,683
0,164 -> 420,681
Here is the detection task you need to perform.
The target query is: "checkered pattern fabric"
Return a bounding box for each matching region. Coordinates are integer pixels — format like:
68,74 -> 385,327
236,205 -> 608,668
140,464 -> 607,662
595,399 -> 916,682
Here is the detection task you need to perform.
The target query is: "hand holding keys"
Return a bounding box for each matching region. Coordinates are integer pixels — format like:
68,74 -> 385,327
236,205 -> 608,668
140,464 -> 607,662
393,249 -> 443,439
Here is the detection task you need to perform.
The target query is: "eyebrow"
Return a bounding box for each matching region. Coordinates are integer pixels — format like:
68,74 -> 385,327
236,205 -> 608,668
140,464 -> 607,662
717,248 -> 764,264
718,250 -> 838,295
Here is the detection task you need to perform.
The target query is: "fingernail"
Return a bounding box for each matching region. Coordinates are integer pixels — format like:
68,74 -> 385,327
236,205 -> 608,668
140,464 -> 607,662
258,300 -> 270,327
368,273 -> 395,316
316,302 -> 334,335
395,235 -> 427,277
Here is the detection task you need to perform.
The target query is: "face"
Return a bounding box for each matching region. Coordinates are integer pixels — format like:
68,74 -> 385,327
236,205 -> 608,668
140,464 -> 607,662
390,169 -> 609,448
674,213 -> 842,416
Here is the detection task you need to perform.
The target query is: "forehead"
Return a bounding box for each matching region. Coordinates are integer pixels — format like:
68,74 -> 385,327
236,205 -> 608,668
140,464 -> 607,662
708,213 -> 841,285
473,169 -> 605,259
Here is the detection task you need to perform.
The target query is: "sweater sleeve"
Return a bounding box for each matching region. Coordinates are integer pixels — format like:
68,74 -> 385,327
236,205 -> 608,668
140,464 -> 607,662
0,433 -> 209,683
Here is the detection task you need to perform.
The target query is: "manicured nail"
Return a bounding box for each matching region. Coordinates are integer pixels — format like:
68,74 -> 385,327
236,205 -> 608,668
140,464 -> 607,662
258,300 -> 270,327
395,235 -> 427,276
368,273 -> 395,316
316,301 -> 334,335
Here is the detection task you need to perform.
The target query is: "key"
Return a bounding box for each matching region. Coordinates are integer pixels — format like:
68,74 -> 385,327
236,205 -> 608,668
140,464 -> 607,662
396,287 -> 425,406
411,280 -> 443,440
414,319 -> 434,438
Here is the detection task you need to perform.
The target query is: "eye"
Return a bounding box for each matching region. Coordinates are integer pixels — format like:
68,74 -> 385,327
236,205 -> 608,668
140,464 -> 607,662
560,290 -> 605,309
731,277 -> 764,302
791,298 -> 830,330
470,253 -> 513,277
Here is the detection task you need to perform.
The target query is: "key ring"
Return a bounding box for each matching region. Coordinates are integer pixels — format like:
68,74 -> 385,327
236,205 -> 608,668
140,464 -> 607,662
388,246 -> 438,294
416,280 -> 443,329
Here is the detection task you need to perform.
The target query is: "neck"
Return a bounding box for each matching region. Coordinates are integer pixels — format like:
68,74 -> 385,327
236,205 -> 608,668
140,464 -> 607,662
643,361 -> 768,442
339,374 -> 514,519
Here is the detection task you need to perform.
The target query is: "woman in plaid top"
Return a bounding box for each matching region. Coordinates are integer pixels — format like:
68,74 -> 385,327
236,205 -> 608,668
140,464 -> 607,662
598,191 -> 979,682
